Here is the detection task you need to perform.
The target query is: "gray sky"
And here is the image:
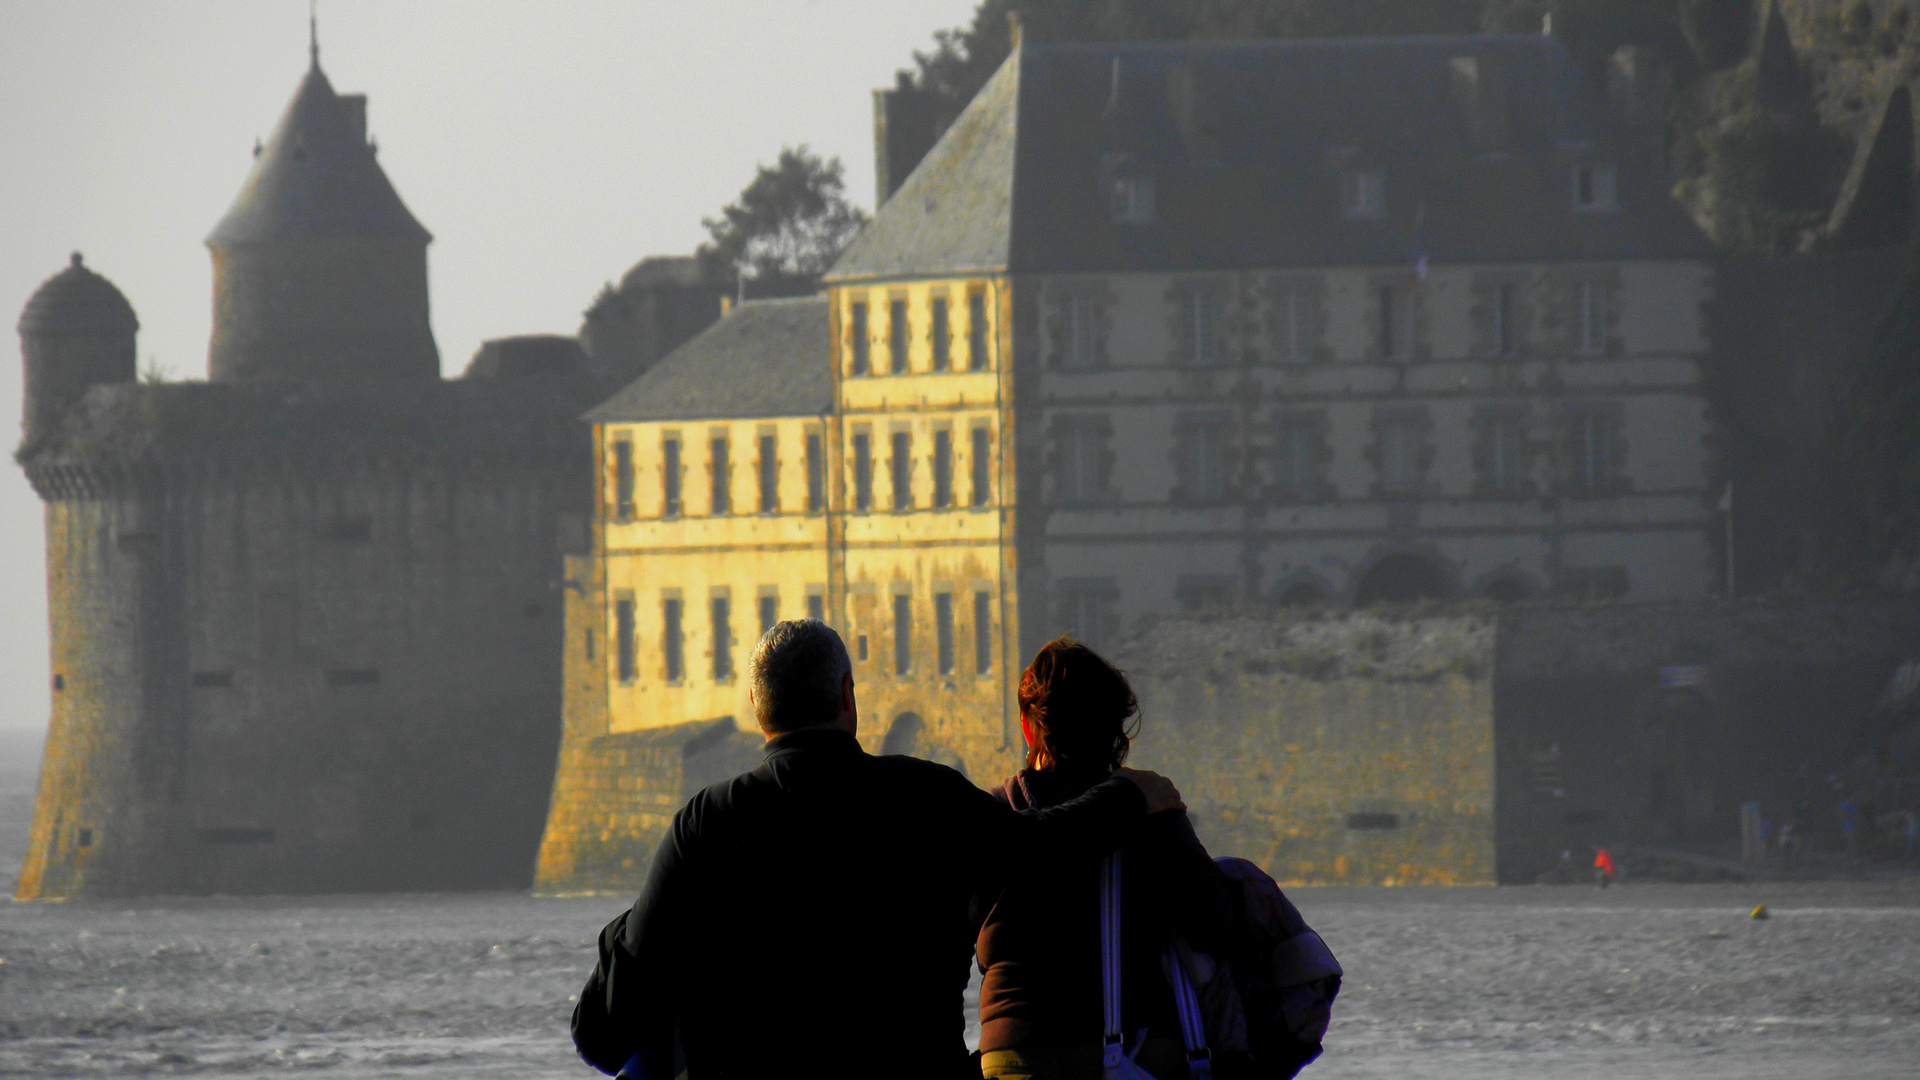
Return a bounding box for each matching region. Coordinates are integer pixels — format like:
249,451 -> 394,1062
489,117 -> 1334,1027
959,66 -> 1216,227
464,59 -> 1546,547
0,0 -> 977,731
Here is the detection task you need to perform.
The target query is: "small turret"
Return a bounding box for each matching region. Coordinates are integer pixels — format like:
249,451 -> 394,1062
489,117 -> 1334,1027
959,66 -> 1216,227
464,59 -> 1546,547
17,252 -> 138,452
205,55 -> 437,382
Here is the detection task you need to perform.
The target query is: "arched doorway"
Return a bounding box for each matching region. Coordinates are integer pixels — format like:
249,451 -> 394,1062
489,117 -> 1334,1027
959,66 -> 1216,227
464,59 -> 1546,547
881,712 -> 924,757
881,711 -> 969,777
1354,553 -> 1450,606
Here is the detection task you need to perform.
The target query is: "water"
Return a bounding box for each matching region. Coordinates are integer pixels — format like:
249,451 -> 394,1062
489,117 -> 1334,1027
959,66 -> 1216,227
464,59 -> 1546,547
3,742 -> 1918,1078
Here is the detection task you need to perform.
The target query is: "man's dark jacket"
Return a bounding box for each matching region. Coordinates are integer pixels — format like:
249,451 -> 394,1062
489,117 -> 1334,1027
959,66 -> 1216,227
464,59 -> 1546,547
572,727 -> 1149,1079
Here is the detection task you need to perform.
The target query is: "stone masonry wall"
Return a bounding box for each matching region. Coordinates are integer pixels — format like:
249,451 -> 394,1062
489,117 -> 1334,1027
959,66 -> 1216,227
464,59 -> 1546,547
1114,612 -> 1497,886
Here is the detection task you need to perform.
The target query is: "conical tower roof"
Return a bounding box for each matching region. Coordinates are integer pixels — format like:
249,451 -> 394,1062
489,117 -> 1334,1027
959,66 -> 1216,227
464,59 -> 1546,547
18,253 -> 138,337
206,61 -> 430,247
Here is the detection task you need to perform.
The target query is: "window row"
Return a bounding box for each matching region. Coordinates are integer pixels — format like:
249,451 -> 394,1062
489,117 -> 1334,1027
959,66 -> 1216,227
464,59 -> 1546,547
847,289 -> 992,376
610,588 -> 995,685
1047,276 -> 1618,369
611,426 -> 997,519
1100,158 -> 1615,228
612,430 -> 829,520
1049,405 -> 1627,506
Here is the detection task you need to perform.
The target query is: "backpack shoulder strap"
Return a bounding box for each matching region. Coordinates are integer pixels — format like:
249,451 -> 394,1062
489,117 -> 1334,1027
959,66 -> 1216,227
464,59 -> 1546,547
1101,851 -> 1124,1067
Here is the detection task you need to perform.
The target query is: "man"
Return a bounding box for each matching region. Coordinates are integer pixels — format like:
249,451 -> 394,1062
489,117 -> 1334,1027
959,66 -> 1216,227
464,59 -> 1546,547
573,620 -> 1184,1079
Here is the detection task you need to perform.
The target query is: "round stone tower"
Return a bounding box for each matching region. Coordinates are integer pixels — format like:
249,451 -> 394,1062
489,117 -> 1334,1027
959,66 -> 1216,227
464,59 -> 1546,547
17,253 -> 137,450
205,52 -> 438,381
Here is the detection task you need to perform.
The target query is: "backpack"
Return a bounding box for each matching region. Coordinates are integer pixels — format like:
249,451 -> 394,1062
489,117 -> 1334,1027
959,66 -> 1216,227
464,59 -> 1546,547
1160,857 -> 1342,1080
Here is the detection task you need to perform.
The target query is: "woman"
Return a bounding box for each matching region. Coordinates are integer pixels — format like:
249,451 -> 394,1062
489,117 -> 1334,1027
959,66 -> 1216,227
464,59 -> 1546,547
975,636 -> 1234,1080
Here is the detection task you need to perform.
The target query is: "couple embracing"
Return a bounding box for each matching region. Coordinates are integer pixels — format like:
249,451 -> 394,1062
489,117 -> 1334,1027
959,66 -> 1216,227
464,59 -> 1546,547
573,619 -> 1325,1080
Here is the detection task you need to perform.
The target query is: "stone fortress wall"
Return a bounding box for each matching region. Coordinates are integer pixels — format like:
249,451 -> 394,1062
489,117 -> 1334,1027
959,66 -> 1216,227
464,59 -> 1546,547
536,597 -> 1920,894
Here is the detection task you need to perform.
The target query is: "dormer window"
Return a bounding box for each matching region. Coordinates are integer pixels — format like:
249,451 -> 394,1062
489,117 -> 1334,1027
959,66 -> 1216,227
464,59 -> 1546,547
1341,169 -> 1386,219
1573,163 -> 1618,211
1110,176 -> 1156,224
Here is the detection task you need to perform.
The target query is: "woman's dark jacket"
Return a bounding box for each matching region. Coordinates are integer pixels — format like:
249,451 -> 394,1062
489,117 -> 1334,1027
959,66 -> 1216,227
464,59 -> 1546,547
974,767 -> 1234,1054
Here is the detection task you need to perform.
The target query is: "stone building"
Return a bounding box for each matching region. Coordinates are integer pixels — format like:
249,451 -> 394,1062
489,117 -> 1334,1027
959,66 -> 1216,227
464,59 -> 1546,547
14,50 -> 600,899
535,32 -> 1725,890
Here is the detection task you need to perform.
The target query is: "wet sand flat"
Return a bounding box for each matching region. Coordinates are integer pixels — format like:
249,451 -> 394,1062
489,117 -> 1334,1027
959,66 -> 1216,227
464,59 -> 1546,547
1,881 -> 1916,1078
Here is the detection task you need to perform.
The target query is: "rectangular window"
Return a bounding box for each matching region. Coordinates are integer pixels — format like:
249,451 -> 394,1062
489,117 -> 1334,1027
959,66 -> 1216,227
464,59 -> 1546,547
1180,416 -> 1231,503
807,592 -> 825,623
662,437 -> 682,516
1181,291 -> 1217,366
1379,418 -> 1423,493
1573,163 -> 1618,211
853,432 -> 873,512
1275,419 -> 1318,499
968,290 -> 989,370
805,432 -> 825,512
1275,290 -> 1308,363
1485,414 -> 1527,491
757,434 -> 778,513
935,592 -> 955,676
1577,283 -> 1603,355
1055,579 -> 1118,649
1111,176 -> 1157,223
933,429 -> 953,508
1493,282 -> 1516,356
1061,295 -> 1094,368
758,593 -> 777,636
973,591 -> 993,674
970,427 -> 992,507
1377,286 -> 1396,358
612,441 -> 635,520
889,299 -> 909,375
711,595 -> 733,681
663,598 -> 684,682
1342,168 -> 1386,218
615,598 -> 636,682
709,435 -> 730,515
893,593 -> 912,676
850,301 -> 870,375
1055,419 -> 1107,504
931,297 -> 950,371
891,431 -> 912,510
1574,413 -> 1615,490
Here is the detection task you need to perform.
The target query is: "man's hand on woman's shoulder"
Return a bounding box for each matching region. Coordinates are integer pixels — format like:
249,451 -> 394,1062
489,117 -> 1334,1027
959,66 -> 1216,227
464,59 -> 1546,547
1112,767 -> 1185,814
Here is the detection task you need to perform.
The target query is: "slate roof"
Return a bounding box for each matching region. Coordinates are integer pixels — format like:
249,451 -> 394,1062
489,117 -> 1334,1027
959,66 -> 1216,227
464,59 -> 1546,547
207,62 -> 431,247
18,253 -> 138,337
587,297 -> 831,423
829,35 -> 1711,282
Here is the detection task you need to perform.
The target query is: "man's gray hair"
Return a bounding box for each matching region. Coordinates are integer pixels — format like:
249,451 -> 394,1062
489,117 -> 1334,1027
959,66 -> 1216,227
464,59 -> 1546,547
750,619 -> 853,733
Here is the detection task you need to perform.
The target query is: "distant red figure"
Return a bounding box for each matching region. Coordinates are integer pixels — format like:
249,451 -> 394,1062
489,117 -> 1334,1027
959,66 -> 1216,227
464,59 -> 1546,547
1594,848 -> 1616,889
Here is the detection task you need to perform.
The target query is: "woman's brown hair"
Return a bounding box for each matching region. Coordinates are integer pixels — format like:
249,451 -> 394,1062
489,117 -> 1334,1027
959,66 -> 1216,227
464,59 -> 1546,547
1017,635 -> 1140,773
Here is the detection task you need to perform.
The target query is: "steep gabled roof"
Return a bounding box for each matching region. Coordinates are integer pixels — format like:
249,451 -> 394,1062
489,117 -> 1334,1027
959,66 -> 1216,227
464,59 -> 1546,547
829,35 -> 1709,282
587,297 -> 831,423
207,63 -> 430,247
827,54 -> 1020,281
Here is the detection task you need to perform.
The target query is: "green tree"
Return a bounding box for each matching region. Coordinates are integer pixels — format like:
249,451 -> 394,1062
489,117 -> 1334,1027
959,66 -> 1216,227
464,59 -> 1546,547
699,146 -> 867,297
1828,252 -> 1920,589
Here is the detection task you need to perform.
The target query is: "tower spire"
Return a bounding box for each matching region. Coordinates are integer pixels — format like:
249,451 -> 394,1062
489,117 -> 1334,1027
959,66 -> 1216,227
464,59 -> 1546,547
309,0 -> 319,68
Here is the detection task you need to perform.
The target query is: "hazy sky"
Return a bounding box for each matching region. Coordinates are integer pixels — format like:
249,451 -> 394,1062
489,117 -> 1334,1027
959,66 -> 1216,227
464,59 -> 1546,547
0,0 -> 978,731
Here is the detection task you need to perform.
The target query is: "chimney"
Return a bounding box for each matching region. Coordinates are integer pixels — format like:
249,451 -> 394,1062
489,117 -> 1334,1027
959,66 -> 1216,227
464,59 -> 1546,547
872,73 -> 936,208
1449,56 -> 1508,153
339,94 -> 368,145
